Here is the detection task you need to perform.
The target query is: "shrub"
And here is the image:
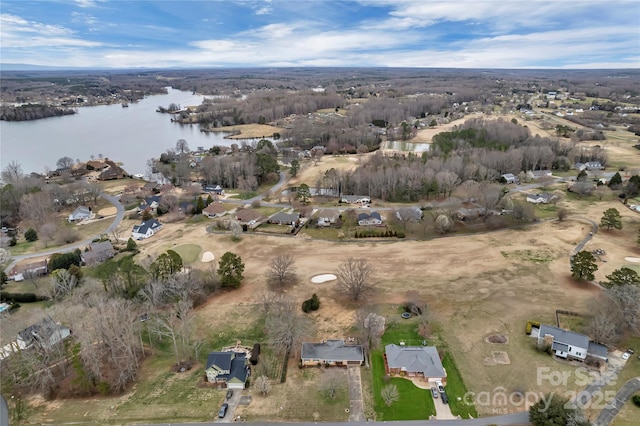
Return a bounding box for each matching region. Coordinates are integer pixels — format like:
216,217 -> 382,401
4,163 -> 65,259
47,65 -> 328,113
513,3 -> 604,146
0,292 -> 49,303
397,232 -> 405,238
632,395 -> 640,408
25,228 -> 38,242
526,320 -> 541,335
250,343 -> 261,365
302,293 -> 321,313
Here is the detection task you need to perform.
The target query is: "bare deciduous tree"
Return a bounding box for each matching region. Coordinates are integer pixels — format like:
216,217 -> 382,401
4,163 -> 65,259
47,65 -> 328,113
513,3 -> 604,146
267,254 -> 298,289
20,192 -> 54,227
319,369 -> 346,399
39,222 -> 57,247
334,258 -> 375,302
50,269 -> 79,300
254,375 -> 272,395
381,384 -> 400,406
265,294 -> 313,357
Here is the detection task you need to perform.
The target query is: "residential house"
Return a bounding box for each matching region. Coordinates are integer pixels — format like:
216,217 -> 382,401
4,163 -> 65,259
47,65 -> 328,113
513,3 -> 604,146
12,259 -> 48,281
235,209 -> 263,228
526,192 -> 557,204
204,352 -> 250,389
138,195 -> 162,213
396,207 -> 423,222
341,195 -> 371,205
203,202 -> 227,219
81,241 -> 115,266
86,160 -> 107,171
97,161 -> 128,180
357,212 -> 382,226
315,209 -> 340,227
143,181 -> 160,193
203,184 -> 225,196
536,325 -> 608,361
268,212 -> 300,226
501,173 -> 517,184
384,344 -> 447,383
132,219 -> 163,240
300,339 -> 364,367
531,170 -> 553,179
17,317 -> 71,350
575,161 -> 604,171
68,206 -> 93,223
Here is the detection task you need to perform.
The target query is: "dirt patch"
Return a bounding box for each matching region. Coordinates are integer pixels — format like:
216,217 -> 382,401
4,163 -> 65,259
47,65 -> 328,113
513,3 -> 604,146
97,206 -> 117,216
485,334 -> 509,344
483,351 -> 511,366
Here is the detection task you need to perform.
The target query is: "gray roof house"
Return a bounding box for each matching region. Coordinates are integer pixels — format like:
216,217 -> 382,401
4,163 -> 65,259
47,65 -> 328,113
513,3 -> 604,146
68,206 -> 93,223
315,209 -> 340,227
537,325 -> 607,361
268,211 -> 300,225
501,173 -> 518,184
357,211 -> 382,226
385,344 -> 447,382
301,339 -> 364,367
526,192 -> 557,204
132,218 -> 163,240
81,241 -> 115,265
341,195 -> 371,204
205,352 -> 250,389
17,317 -> 71,350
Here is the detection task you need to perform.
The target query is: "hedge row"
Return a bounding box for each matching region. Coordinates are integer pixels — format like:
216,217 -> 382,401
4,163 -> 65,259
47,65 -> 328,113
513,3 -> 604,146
525,320 -> 541,335
354,230 -> 405,238
0,292 -> 49,303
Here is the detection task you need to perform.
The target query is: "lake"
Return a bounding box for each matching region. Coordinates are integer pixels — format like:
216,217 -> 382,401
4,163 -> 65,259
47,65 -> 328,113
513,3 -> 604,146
0,88 -> 238,177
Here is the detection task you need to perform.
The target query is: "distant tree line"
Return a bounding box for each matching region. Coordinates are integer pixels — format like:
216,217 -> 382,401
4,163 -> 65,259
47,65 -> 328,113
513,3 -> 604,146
0,103 -> 76,121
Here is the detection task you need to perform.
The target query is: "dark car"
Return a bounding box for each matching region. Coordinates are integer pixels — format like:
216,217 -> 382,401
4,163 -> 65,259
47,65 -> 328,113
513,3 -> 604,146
218,403 -> 229,418
441,392 -> 449,404
430,387 -> 439,399
226,389 -> 234,399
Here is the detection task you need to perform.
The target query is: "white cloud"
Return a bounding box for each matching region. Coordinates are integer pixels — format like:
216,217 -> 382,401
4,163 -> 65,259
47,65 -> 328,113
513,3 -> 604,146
75,0 -> 104,8
0,13 -> 103,48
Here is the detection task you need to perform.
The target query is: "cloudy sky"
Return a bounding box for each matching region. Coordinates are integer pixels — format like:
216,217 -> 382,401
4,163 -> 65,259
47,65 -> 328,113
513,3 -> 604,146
1,0 -> 639,69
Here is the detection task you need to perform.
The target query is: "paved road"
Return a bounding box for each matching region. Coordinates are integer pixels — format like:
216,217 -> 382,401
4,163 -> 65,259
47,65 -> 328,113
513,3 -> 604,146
3,193 -> 125,274
593,377 -> 640,426
138,411 -> 530,426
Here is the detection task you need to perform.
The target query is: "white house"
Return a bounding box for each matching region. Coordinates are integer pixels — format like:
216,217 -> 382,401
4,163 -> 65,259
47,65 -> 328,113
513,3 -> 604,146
132,219 -> 163,240
537,325 -> 607,362
316,209 -> 340,227
341,195 -> 371,205
357,212 -> 382,226
526,193 -> 557,204
501,173 -> 517,184
68,206 -> 93,223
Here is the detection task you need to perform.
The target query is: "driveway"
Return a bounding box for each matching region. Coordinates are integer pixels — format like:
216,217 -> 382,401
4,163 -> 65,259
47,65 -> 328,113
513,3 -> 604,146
215,390 -> 243,423
347,366 -> 365,421
406,377 -> 457,420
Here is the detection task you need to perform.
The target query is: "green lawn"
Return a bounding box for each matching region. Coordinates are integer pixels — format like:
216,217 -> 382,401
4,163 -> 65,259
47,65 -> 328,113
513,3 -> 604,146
170,244 -> 202,264
370,350 -> 435,420
442,352 -> 478,419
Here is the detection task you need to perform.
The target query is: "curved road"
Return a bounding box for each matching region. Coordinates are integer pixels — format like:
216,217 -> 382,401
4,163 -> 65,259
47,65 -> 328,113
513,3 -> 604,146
3,193 -> 125,274
594,377 -> 640,426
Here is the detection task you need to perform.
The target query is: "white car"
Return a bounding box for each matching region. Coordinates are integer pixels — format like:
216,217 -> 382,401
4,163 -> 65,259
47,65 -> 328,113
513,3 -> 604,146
622,352 -> 630,360
436,381 -> 445,393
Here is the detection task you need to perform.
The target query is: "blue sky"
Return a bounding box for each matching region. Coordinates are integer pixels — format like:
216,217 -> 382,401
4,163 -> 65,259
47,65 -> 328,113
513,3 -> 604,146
1,0 -> 639,69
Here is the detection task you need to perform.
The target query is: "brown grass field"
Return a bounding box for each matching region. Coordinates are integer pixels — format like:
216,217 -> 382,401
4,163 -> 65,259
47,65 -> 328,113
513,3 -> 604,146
8,113 -> 640,423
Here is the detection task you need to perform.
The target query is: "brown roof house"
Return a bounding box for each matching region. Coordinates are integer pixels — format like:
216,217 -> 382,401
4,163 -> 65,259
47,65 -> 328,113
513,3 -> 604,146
235,209 -> 263,229
203,202 -> 227,219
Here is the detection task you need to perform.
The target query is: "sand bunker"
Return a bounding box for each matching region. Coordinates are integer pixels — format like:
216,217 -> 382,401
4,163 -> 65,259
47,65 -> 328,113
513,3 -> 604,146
311,274 -> 337,284
624,257 -> 640,263
201,251 -> 215,263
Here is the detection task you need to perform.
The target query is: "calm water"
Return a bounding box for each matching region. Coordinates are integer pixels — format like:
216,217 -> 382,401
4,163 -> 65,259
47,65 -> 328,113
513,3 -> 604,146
0,88 -> 235,176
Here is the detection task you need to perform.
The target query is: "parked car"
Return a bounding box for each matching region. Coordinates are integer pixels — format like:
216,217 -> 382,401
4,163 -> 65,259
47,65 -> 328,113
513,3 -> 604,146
218,403 -> 229,418
441,391 -> 449,404
226,389 -> 234,399
436,380 -> 445,393
431,387 -> 439,399
622,352 -> 630,360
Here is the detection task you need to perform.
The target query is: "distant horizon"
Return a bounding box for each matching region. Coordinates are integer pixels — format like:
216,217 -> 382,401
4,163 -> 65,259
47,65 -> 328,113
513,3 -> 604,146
2,64 -> 640,73
1,1 -> 638,69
